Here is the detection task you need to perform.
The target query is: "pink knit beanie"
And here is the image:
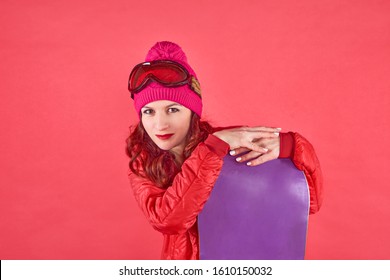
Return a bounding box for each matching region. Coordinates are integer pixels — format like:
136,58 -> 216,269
133,41 -> 203,117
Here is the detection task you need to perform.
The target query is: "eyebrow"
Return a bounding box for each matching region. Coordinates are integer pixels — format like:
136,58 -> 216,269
142,103 -> 183,109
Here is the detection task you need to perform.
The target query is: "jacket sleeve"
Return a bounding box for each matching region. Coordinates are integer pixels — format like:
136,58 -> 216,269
280,132 -> 324,214
129,134 -> 229,235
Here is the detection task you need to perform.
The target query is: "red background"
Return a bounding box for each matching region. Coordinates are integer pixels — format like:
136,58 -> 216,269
1,0 -> 389,259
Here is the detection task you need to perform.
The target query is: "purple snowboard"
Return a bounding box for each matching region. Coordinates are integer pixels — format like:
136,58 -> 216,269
198,157 -> 309,260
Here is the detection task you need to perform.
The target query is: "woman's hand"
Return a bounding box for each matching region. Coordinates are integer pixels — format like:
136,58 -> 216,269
213,126 -> 280,156
230,136 -> 280,166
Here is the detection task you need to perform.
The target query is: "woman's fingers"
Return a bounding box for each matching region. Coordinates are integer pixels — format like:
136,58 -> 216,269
228,135 -> 279,155
245,140 -> 269,153
235,149 -> 279,166
234,150 -> 264,162
230,131 -> 278,150
231,136 -> 281,166
230,147 -> 250,156
244,126 -> 281,133
251,130 -> 280,140
213,126 -> 281,152
246,152 -> 277,166
237,131 -> 279,151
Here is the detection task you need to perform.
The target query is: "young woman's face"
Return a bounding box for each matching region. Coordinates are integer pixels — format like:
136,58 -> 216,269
141,100 -> 192,156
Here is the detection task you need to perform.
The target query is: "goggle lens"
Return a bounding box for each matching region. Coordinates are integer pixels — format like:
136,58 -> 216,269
129,60 -> 191,98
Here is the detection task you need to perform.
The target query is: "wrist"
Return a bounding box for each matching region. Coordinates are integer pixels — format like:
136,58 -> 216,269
212,131 -> 228,144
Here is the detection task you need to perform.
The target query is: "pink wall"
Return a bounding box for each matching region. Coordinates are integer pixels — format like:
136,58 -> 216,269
1,0 -> 389,259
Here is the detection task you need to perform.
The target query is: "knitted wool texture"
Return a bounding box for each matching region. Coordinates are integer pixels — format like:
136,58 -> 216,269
133,41 -> 202,117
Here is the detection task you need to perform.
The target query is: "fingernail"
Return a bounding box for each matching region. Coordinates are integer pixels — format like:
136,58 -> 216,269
229,150 -> 235,156
276,128 -> 282,131
274,132 -> 279,136
263,148 -> 269,152
246,162 -> 252,166
236,157 -> 242,162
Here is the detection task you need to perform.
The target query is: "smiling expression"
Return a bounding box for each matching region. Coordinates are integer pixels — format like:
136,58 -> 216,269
141,100 -> 192,157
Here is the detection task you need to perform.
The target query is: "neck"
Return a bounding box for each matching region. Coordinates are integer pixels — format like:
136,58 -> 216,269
171,150 -> 184,166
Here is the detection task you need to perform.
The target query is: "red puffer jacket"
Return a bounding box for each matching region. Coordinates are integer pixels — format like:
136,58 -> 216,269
129,132 -> 323,259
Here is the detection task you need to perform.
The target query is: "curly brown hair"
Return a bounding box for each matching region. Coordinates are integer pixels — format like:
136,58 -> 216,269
126,113 -> 213,188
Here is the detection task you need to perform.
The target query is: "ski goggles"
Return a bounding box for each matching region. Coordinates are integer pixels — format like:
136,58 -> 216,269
128,60 -> 200,99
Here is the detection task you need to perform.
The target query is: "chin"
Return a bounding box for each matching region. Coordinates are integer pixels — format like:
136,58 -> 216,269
156,143 -> 174,151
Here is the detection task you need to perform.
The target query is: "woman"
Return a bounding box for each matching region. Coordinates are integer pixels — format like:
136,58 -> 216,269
126,41 -> 323,260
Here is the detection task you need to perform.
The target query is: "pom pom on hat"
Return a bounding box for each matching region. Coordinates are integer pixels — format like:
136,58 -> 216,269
133,41 -> 202,117
145,41 -> 187,63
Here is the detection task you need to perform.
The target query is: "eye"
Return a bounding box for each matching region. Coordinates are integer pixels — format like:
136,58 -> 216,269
142,109 -> 154,115
168,107 -> 179,113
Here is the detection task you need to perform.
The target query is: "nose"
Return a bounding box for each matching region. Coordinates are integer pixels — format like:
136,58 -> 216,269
155,112 -> 169,131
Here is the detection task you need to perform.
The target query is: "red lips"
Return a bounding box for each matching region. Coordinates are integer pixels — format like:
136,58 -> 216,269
156,134 -> 174,140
